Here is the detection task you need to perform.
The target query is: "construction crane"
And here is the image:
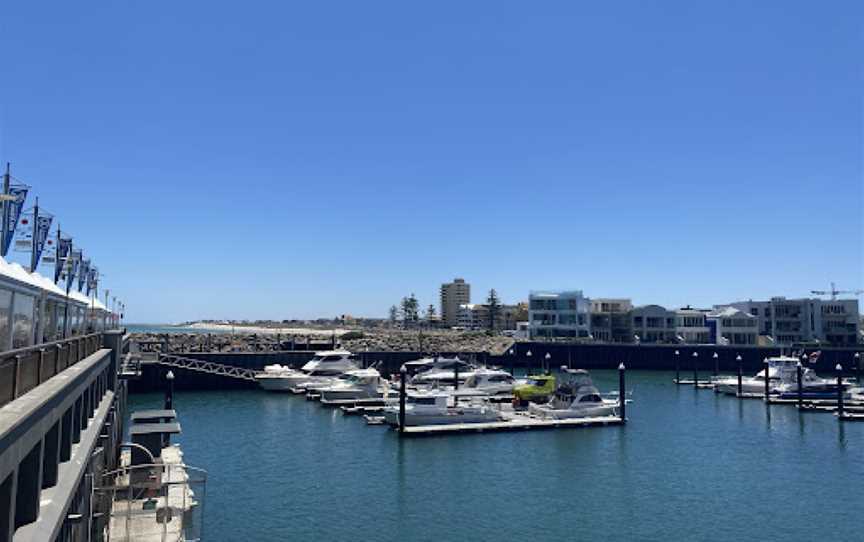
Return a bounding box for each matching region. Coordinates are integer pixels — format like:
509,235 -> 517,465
810,282 -> 864,300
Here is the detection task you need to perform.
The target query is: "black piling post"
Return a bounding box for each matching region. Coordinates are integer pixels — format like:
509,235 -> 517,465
836,364 -> 844,418
398,366 -> 407,434
692,351 -> 699,385
796,361 -> 803,409
855,352 -> 861,384
674,350 -> 680,384
736,355 -> 743,397
454,361 -> 459,391
763,358 -> 770,402
164,370 -> 175,410
618,362 -> 626,421
713,352 -> 719,377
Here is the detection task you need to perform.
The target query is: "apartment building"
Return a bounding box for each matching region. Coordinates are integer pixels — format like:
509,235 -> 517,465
528,290 -> 591,339
589,298 -> 633,342
440,278 -> 470,327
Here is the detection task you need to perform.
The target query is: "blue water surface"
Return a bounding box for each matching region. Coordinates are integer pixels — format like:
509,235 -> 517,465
130,371 -> 863,542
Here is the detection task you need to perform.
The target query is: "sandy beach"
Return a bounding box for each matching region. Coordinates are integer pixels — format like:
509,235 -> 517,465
185,322 -> 354,336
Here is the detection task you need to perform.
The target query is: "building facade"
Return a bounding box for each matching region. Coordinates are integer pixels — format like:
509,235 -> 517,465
589,298 -> 633,342
440,278 -> 470,328
705,307 -> 758,345
457,303 -> 525,331
724,297 -> 859,345
630,305 -> 676,343
674,307 -> 711,344
528,290 -> 591,339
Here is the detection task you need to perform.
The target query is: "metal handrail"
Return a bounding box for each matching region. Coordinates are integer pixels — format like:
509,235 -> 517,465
0,332 -> 105,407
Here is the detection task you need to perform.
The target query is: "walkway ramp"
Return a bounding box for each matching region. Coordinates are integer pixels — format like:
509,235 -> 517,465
153,354 -> 261,382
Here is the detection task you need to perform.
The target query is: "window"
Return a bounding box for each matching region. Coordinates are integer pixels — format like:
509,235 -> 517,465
0,289 -> 11,351
579,394 -> 602,403
12,293 -> 35,348
44,299 -> 59,342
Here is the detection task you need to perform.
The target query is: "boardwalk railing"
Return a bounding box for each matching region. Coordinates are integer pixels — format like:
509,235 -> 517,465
155,354 -> 261,382
0,333 -> 104,408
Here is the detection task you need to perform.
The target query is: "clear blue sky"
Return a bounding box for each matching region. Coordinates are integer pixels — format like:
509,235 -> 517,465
1,1 -> 861,323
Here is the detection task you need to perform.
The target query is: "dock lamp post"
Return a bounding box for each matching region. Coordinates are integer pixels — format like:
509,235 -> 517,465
674,350 -> 680,384
692,352 -> 699,385
618,363 -> 627,421
796,361 -> 804,408
736,355 -> 743,396
855,352 -> 861,384
165,370 -> 175,410
526,350 -> 533,376
835,364 -> 844,418
398,366 -> 407,434
509,348 -> 515,376
712,352 -> 719,377
544,352 -> 551,375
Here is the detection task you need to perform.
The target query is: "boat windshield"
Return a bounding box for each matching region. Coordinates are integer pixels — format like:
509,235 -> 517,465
409,396 -> 439,405
528,378 -> 548,387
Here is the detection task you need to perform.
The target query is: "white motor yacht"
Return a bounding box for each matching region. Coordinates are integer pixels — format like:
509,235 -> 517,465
453,368 -> 516,398
382,390 -> 502,427
713,356 -> 796,395
318,368 -> 390,402
255,350 -> 360,391
528,368 -> 619,419
408,357 -> 477,387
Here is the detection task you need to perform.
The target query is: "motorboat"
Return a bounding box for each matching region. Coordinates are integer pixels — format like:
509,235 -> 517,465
714,356 -> 845,397
382,390 -> 502,427
528,368 -> 619,419
255,350 -> 360,391
713,356 -> 798,395
408,356 -> 478,388
512,374 -> 556,403
318,368 -> 391,402
453,368 -> 517,398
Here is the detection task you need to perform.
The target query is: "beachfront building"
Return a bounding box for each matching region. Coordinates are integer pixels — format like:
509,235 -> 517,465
440,278 -> 470,328
674,307 -> 711,344
589,298 -> 633,342
457,303 -> 526,331
706,307 -> 759,345
528,290 -> 591,339
630,305 -> 676,343
723,297 -> 859,345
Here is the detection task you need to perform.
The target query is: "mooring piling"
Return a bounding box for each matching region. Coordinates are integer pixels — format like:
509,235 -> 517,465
618,362 -> 626,421
836,364 -> 844,418
796,361 -> 803,408
763,358 -> 770,401
674,350 -> 680,384
398,366 -> 407,433
165,370 -> 175,410
736,355 -> 743,397
692,351 -> 699,385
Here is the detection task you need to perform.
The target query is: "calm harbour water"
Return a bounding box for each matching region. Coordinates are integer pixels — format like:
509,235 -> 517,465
129,371 -> 863,542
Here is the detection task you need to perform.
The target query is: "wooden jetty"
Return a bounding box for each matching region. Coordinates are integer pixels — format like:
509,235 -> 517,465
400,413 -> 624,436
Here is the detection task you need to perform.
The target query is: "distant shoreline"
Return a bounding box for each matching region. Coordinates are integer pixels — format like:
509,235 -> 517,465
181,322 -> 354,336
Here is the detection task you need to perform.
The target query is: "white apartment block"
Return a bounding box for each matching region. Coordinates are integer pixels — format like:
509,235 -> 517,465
528,290 -> 591,339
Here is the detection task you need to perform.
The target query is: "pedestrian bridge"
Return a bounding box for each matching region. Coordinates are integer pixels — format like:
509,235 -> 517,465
148,354 -> 261,382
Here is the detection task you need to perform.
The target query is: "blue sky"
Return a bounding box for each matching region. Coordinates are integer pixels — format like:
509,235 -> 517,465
1,1 -> 861,322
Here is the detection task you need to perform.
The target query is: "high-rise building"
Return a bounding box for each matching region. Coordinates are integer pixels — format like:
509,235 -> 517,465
440,278 -> 470,327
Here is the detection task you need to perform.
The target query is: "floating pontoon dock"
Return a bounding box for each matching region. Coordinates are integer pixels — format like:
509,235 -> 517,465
399,412 -> 624,436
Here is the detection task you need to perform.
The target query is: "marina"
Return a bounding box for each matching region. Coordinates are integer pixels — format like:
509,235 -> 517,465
126,369 -> 864,542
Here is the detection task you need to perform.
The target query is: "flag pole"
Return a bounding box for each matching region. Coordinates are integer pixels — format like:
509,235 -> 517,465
1,163 -> 10,257
30,197 -> 39,272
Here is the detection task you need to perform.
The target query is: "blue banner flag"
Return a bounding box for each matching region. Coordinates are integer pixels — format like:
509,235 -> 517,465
67,249 -> 82,292
2,185 -> 29,256
55,237 -> 72,283
86,266 -> 98,295
78,259 -> 90,292
33,214 -> 53,270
